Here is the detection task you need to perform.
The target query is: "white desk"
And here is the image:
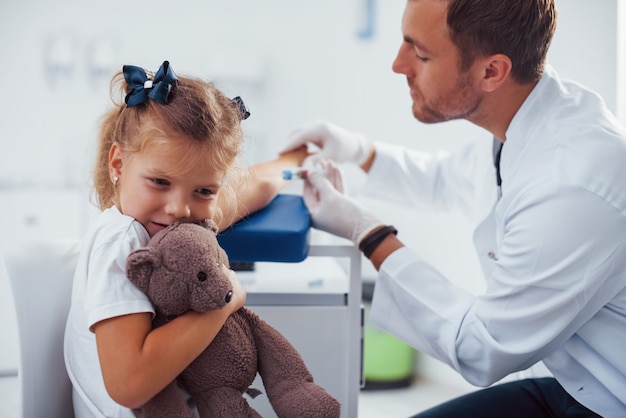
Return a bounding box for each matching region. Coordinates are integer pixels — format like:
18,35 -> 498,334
243,245 -> 362,418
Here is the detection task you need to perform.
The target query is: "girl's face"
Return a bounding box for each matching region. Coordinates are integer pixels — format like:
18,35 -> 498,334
109,132 -> 225,237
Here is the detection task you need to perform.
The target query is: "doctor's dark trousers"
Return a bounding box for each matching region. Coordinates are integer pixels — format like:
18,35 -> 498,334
411,378 -> 602,418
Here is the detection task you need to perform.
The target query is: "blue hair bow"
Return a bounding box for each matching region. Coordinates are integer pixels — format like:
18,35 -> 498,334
123,61 -> 178,107
232,96 -> 250,120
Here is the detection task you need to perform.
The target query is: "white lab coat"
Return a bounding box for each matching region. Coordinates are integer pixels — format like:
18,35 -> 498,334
367,66 -> 626,418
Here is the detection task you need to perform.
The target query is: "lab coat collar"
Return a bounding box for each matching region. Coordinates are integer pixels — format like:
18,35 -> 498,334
499,65 -> 562,194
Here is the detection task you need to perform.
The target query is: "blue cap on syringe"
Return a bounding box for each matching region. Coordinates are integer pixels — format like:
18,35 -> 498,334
282,166 -> 321,180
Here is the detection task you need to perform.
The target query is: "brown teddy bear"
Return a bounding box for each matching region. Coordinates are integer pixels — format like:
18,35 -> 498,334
126,220 -> 341,418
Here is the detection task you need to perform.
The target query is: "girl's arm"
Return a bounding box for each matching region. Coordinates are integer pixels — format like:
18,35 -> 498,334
216,146 -> 308,231
94,267 -> 245,408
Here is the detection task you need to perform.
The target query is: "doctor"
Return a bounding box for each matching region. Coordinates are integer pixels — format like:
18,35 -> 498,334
282,0 -> 626,417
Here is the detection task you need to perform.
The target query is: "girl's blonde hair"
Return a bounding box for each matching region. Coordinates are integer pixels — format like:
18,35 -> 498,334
93,66 -> 244,223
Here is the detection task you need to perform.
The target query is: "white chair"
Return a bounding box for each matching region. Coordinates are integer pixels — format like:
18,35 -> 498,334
3,240 -> 80,418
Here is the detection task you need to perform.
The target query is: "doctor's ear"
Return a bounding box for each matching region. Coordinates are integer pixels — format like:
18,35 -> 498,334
480,54 -> 512,92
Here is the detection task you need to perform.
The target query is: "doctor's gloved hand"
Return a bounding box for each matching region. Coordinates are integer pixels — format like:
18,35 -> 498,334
281,120 -> 373,167
303,160 -> 384,245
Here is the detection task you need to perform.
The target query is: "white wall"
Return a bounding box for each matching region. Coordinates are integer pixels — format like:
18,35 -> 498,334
0,0 -> 621,185
0,0 -> 623,383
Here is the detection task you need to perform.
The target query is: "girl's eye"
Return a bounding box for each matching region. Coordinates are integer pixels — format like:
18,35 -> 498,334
196,188 -> 217,197
152,178 -> 170,186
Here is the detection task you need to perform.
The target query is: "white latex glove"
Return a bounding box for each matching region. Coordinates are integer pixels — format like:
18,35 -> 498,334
282,120 -> 373,166
303,160 -> 384,245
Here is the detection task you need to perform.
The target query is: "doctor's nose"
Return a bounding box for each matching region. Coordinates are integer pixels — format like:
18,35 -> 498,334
392,43 -> 413,76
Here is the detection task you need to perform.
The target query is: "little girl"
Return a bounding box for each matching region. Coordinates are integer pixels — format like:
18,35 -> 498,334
64,61 -> 306,417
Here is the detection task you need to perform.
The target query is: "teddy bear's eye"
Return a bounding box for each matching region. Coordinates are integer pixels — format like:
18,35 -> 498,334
197,271 -> 207,282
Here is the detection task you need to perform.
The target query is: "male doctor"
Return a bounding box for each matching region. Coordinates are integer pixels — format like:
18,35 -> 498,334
282,0 -> 626,416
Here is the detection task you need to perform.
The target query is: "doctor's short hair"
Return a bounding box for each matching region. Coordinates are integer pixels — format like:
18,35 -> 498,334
92,69 -> 244,212
445,0 -> 557,84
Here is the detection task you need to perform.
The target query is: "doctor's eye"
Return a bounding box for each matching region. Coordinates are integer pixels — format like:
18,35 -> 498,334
197,271 -> 207,282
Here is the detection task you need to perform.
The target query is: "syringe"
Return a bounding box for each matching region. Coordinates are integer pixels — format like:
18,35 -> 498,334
281,166 -> 322,180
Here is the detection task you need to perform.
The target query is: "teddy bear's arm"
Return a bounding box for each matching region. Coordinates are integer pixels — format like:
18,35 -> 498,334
243,308 -> 341,418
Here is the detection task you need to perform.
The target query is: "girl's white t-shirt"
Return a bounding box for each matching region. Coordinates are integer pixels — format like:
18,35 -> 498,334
64,206 -> 154,418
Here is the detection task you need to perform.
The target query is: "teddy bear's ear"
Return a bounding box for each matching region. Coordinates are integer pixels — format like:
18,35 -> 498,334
197,218 -> 218,233
126,248 -> 161,293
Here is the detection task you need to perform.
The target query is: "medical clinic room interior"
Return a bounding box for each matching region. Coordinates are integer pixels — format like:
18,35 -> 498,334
0,0 -> 624,417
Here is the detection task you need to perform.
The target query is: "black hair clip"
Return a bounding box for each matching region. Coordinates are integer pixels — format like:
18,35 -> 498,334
232,96 -> 250,120
123,61 -> 178,107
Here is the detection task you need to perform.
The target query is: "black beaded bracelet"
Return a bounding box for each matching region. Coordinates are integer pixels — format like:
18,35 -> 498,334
359,225 -> 398,259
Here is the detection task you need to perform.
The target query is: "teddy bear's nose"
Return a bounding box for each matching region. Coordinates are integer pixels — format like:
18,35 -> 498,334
225,291 -> 233,303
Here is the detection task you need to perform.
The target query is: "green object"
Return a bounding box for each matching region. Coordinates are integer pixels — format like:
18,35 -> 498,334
364,320 -> 415,381
362,282 -> 416,390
